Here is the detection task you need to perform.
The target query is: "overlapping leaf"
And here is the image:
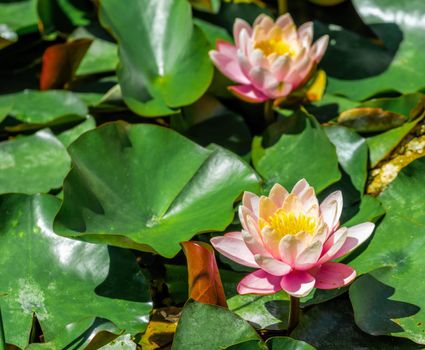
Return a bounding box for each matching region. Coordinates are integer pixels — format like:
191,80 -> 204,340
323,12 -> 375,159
54,122 -> 260,258
0,194 -> 152,349
99,0 -> 213,116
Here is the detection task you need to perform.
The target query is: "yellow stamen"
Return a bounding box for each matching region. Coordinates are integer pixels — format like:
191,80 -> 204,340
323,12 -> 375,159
254,38 -> 297,57
261,209 -> 317,238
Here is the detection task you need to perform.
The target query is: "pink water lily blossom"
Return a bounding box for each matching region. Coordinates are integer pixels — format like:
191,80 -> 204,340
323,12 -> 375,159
211,180 -> 375,297
209,14 -> 329,103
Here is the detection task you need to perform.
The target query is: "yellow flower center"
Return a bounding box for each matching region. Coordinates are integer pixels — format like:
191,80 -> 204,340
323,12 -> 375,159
263,210 -> 317,237
254,38 -> 297,57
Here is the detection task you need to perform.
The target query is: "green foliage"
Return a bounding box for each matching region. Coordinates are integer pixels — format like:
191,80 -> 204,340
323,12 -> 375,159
0,0 -> 424,347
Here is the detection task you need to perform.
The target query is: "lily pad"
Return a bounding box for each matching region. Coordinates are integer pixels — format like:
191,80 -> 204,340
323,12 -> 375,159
0,90 -> 88,128
326,0 -> 425,100
338,108 -> 406,133
0,194 -> 152,349
325,125 -> 368,193
54,122 -> 260,258
99,0 -> 213,116
0,129 -> 70,194
348,157 -> 425,344
227,291 -> 289,330
291,297 -> 421,349
172,301 -> 263,350
367,118 -> 423,167
252,109 -> 340,193
0,0 -> 37,33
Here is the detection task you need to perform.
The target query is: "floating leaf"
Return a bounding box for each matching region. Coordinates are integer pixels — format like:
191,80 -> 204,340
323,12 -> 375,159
99,0 -> 213,116
338,108 -> 406,133
181,241 -> 227,307
252,109 -> 340,192
292,297 -> 419,349
0,194 -> 152,349
172,301 -> 262,350
189,0 -> 220,13
54,122 -> 260,258
0,129 -> 69,194
0,0 -> 37,33
347,157 -> 425,344
40,39 -> 92,90
367,118 -> 422,167
326,0 -> 425,100
325,126 -> 368,193
227,291 -> 289,330
0,90 -> 88,129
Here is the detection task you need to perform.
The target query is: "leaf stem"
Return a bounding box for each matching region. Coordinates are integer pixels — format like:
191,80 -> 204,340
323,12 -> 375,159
287,295 -> 300,334
264,100 -> 275,126
0,306 -> 6,350
277,0 -> 288,15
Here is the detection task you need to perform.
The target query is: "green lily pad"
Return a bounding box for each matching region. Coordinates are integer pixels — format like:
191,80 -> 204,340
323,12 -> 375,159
367,118 -> 423,167
0,24 -> 18,50
267,337 -> 316,350
325,125 -> 368,193
189,0 -> 220,13
337,108 -> 406,133
0,194 -> 152,349
37,0 -> 93,36
0,129 -> 70,194
227,291 -> 289,330
0,0 -> 37,33
326,0 -> 425,100
252,109 -> 340,193
99,0 -> 213,117
292,297 -> 422,349
26,318 -> 121,350
361,94 -> 425,121
348,157 -> 425,344
57,115 -> 96,147
54,122 -> 260,258
0,90 -> 88,129
72,27 -> 118,76
172,301 -> 263,350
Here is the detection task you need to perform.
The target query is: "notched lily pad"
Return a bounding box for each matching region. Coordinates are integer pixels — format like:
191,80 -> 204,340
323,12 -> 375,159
54,122 -> 260,258
0,194 -> 152,349
338,108 -> 406,133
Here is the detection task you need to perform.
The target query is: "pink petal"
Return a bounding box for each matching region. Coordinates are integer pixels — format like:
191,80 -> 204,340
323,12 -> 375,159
280,270 -> 316,297
311,35 -> 329,62
242,191 -> 260,216
276,13 -> 293,29
209,50 -> 250,85
331,222 -> 375,260
313,262 -> 356,290
254,255 -> 292,276
269,183 -> 289,207
270,55 -> 291,81
279,234 -> 304,265
318,227 -> 348,264
237,269 -> 282,295
242,216 -> 271,257
281,193 -> 302,214
320,190 -> 343,234
234,18 -> 252,47
298,22 -> 313,47
259,196 -> 278,221
294,240 -> 323,270
216,40 -> 237,57
291,179 -> 319,216
228,85 -> 269,103
248,66 -> 277,93
211,233 -> 259,268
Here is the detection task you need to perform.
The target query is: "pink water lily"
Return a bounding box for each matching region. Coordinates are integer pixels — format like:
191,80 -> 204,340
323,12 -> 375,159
211,180 -> 375,297
209,14 -> 329,103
